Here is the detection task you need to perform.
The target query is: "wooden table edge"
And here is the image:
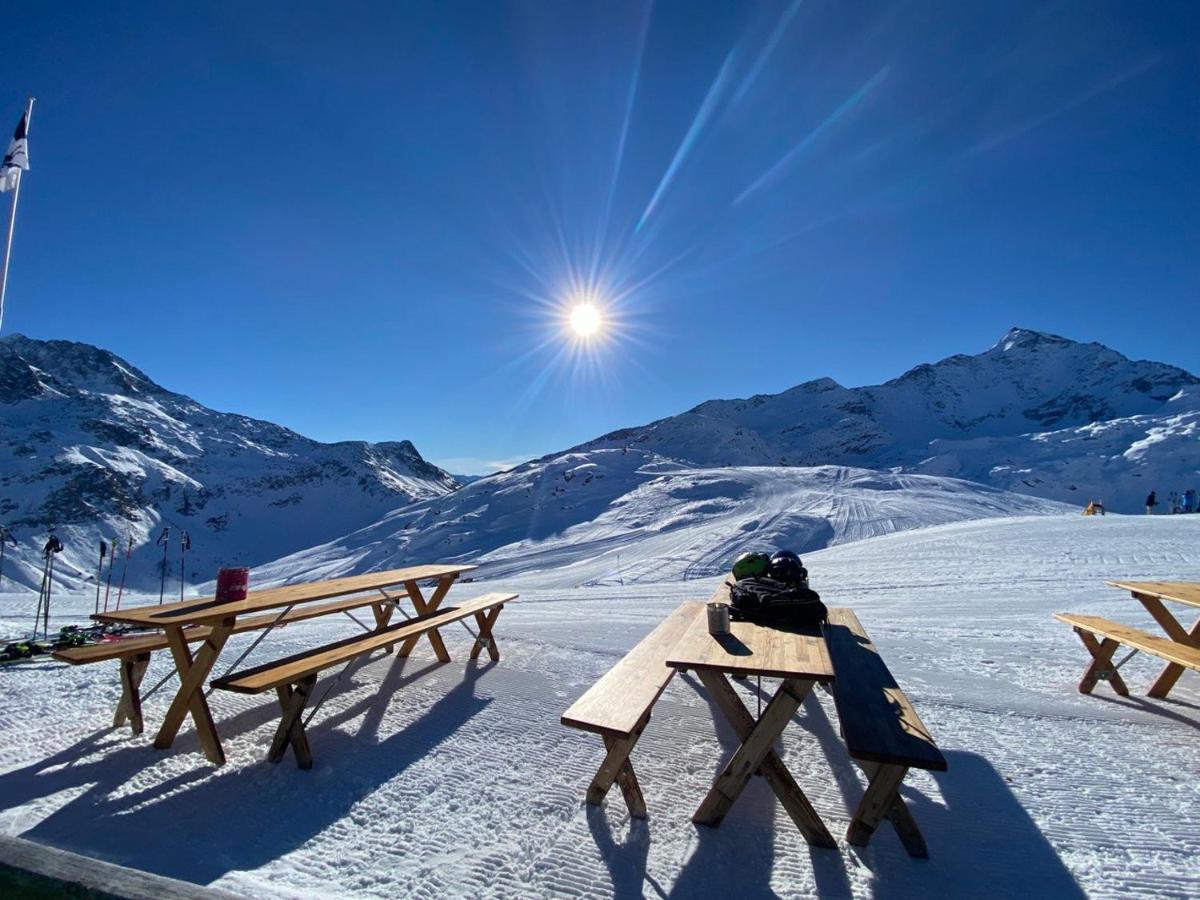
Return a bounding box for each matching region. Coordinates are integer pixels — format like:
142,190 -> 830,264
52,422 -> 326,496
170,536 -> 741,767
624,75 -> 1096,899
91,566 -> 476,627
1105,580 -> 1200,607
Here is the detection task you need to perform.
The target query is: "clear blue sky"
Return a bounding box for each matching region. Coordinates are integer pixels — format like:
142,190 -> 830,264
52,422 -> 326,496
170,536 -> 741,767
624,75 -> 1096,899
1,2 -> 1196,473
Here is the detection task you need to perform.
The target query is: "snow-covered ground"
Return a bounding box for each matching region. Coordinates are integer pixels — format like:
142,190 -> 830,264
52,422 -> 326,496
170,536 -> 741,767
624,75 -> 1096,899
1,513 -> 1199,898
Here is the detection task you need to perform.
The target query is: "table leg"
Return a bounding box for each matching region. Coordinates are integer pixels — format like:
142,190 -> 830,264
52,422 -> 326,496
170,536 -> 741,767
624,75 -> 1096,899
1136,594 -> 1200,698
693,670 -> 835,848
154,619 -> 234,764
397,576 -> 455,661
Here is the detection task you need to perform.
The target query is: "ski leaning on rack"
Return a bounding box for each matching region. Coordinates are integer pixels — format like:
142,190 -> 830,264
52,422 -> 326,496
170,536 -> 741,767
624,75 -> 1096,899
102,535 -> 118,613
94,539 -> 108,616
156,526 -> 170,605
114,534 -> 133,611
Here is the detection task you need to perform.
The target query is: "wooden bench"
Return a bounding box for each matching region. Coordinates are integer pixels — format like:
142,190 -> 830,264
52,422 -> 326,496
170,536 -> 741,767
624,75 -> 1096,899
211,592 -> 515,768
824,608 -> 947,857
53,592 -> 402,735
1054,612 -> 1200,697
560,601 -> 701,818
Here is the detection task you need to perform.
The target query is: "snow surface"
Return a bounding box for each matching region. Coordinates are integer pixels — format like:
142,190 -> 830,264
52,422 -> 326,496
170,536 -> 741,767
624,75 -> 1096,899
2,513 -> 1199,898
246,453 -> 1071,589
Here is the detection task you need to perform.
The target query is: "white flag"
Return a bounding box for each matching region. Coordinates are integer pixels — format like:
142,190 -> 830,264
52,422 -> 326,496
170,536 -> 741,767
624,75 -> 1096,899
0,109 -> 29,193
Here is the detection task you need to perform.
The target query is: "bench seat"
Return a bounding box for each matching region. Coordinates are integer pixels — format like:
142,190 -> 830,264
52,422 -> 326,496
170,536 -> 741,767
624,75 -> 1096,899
1055,613 -> 1200,672
212,592 -> 515,767
561,601 -> 702,817
825,607 -> 945,856
213,592 -> 514,693
562,602 -> 700,738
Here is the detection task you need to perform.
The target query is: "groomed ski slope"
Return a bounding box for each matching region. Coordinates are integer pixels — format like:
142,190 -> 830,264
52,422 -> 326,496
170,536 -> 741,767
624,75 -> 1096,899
1,513 -> 1198,898
249,456 -> 1070,590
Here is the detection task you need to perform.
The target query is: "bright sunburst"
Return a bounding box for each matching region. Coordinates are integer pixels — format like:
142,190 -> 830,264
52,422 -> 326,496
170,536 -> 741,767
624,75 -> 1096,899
568,301 -> 603,338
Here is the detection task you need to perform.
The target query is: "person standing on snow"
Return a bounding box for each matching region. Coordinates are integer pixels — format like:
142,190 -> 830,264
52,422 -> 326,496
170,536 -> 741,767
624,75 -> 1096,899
1146,491 -> 1158,514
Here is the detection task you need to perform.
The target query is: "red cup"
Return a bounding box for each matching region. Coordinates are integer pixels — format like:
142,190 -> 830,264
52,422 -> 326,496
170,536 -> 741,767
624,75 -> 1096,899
215,567 -> 250,603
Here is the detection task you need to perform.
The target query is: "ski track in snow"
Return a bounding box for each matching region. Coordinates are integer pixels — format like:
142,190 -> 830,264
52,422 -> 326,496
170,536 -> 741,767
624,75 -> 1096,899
1,514 -> 1199,898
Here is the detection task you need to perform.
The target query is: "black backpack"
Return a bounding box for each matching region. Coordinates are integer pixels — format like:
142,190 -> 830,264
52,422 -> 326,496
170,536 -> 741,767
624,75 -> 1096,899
728,577 -> 827,629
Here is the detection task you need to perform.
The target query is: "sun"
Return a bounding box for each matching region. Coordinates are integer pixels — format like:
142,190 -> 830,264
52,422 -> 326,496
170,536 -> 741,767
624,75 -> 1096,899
568,302 -> 603,338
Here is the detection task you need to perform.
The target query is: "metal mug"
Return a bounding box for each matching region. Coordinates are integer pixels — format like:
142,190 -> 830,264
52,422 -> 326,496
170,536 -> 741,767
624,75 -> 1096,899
707,601 -> 731,635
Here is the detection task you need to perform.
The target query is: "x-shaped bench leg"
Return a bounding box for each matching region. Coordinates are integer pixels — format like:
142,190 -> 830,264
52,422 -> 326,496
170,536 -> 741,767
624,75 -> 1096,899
847,761 -> 927,857
371,591 -> 402,654
113,652 -> 151,735
397,577 -> 454,662
586,718 -> 649,817
1073,629 -> 1130,696
604,733 -> 648,818
694,670 -> 836,848
469,606 -> 504,661
269,674 -> 317,769
156,620 -> 234,764
1137,595 -> 1200,699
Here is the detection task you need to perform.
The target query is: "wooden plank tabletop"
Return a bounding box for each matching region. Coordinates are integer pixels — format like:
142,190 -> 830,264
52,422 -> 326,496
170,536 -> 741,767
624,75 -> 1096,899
93,564 -> 475,628
1107,581 -> 1200,609
665,583 -> 835,682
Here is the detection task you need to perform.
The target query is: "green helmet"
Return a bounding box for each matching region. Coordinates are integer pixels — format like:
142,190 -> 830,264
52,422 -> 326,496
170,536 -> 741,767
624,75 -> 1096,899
731,551 -> 770,581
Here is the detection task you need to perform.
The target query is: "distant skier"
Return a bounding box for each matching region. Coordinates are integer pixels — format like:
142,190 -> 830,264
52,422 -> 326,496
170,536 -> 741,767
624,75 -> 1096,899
1145,491 -> 1158,515
1185,489 -> 1197,514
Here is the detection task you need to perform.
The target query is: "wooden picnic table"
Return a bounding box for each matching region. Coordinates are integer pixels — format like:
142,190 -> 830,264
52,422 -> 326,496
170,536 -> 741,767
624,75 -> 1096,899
94,563 -> 475,764
665,584 -> 838,848
1106,581 -> 1200,697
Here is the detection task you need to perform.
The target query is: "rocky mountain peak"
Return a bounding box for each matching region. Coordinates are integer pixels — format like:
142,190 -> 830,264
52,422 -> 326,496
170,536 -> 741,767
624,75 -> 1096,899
992,326 -> 1074,353
0,333 -> 165,402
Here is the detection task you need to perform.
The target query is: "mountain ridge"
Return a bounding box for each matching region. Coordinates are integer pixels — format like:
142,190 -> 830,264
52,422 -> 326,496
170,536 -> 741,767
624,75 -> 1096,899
570,326 -> 1197,510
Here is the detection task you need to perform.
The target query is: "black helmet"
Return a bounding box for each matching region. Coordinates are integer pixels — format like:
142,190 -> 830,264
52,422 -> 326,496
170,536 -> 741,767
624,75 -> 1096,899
770,550 -> 801,566
768,555 -> 807,584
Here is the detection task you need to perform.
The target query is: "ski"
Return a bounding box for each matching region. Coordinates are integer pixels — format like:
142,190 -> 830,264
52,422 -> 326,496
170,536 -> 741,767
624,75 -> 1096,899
156,526 -> 170,605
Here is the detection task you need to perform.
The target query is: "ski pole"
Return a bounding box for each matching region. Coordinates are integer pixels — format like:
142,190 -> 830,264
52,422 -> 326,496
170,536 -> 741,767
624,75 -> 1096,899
36,535 -> 63,640
156,527 -> 170,605
94,539 -> 107,616
0,524 -> 13,591
115,535 -> 132,611
44,552 -> 53,639
33,557 -> 48,638
179,530 -> 191,602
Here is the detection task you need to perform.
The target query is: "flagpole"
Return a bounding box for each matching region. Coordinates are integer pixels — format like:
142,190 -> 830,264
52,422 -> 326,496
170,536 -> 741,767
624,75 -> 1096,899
0,95 -> 35,336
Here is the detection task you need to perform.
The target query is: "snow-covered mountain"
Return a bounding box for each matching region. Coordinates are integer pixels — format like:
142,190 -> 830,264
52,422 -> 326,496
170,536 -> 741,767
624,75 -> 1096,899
0,335 -> 458,590
579,328 -> 1199,511
252,449 -> 1069,589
